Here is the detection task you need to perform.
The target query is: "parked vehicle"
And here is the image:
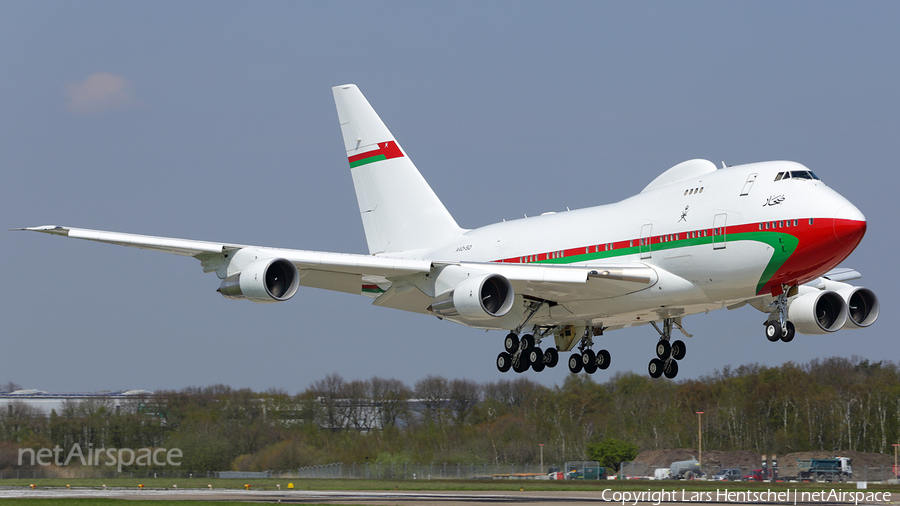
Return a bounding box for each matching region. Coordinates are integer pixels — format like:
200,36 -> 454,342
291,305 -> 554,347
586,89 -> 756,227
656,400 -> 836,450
797,458 -> 851,482
654,468 -> 672,480
670,458 -> 701,480
713,469 -> 742,481
743,469 -> 771,481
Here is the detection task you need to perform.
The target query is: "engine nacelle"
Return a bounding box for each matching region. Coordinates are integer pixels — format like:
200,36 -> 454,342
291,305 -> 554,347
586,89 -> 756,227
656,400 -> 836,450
836,286 -> 879,329
429,273 -> 514,323
217,258 -> 299,303
787,289 -> 848,335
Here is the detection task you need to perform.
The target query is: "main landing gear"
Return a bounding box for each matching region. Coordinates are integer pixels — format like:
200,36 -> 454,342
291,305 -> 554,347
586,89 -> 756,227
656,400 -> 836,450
764,289 -> 795,343
647,318 -> 690,379
496,299 -> 561,374
566,327 -> 611,375
496,331 -> 560,373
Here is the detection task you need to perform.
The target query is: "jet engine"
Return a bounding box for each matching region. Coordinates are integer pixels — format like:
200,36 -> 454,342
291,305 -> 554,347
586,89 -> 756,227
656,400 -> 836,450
217,258 -> 300,303
429,272 -> 514,323
787,289 -> 848,335
836,286 -> 879,329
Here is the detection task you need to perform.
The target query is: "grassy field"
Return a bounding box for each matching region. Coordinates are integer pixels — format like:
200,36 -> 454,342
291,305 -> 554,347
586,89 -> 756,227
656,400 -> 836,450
0,477 -> 897,492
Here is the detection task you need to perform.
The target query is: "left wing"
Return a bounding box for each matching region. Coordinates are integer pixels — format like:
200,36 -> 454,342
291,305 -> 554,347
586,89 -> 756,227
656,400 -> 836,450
19,226 -> 432,299
19,226 -> 660,318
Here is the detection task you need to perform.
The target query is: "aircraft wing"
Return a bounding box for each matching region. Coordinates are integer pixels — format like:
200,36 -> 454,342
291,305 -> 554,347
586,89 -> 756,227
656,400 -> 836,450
20,226 -> 657,309
18,226 -> 432,294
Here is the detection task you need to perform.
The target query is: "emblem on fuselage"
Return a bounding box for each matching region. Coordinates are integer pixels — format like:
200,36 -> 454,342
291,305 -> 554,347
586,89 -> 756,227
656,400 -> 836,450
678,205 -> 689,222
764,194 -> 786,207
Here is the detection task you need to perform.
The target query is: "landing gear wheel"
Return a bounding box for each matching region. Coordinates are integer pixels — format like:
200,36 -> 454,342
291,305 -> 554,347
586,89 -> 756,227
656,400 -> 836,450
545,348 -> 559,368
664,359 -> 679,379
648,358 -> 664,378
765,321 -> 782,342
496,352 -> 512,373
521,334 -> 536,350
656,340 -> 671,359
671,340 -> 686,361
581,349 -> 597,374
504,333 -> 519,353
512,354 -> 530,373
596,349 -> 611,370
528,348 -> 544,372
781,321 -> 795,342
568,353 -> 583,373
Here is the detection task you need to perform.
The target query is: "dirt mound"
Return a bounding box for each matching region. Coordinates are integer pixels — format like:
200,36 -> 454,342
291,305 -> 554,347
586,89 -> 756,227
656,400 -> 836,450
635,449 -> 762,470
779,451 -> 894,477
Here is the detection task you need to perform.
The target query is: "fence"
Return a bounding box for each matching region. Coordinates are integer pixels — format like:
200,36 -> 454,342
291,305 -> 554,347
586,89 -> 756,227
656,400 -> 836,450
2,463 -> 895,482
618,461 -> 899,483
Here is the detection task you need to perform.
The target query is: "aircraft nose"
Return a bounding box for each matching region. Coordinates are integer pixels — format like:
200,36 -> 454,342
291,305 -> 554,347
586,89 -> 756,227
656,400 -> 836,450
833,203 -> 866,246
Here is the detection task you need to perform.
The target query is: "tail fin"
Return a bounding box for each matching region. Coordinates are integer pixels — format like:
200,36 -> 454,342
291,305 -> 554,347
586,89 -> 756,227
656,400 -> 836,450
333,84 -> 464,254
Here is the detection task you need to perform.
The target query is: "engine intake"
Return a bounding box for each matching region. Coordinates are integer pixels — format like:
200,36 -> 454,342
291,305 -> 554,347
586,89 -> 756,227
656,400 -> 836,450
218,258 -> 299,303
430,273 -> 514,322
787,290 -> 848,335
837,286 -> 879,329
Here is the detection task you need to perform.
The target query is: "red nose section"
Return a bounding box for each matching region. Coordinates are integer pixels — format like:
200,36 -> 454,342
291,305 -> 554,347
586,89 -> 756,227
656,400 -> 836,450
834,219 -> 867,247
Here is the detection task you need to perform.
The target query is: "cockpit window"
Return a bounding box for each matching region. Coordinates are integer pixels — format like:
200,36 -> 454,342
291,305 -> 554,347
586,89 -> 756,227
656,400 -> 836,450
774,170 -> 821,182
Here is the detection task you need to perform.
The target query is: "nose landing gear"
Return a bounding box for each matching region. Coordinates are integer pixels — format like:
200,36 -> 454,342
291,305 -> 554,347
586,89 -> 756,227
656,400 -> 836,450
764,287 -> 796,342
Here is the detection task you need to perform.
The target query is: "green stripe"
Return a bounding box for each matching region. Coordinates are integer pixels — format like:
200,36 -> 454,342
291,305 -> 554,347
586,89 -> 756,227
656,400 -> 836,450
349,155 -> 386,168
534,232 -> 798,293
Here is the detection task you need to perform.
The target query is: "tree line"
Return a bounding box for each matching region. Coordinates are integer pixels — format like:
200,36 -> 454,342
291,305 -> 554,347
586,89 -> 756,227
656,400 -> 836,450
1,356 -> 898,472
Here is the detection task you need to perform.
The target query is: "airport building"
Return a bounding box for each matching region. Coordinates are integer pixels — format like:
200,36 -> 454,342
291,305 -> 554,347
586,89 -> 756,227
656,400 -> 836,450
0,390 -> 154,416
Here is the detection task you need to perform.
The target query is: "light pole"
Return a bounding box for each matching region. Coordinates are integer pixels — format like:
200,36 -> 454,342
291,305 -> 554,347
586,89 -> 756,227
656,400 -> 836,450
539,444 -> 545,475
893,443 -> 899,480
695,412 -> 704,467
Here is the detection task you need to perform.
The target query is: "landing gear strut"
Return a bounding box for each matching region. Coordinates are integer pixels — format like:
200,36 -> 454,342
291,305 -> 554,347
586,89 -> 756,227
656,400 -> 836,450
567,327 -> 611,375
764,288 -> 796,343
648,318 -> 690,379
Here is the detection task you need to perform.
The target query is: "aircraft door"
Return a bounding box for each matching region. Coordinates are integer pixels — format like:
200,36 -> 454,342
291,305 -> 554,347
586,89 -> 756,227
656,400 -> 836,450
640,223 -> 652,259
713,213 -> 727,250
740,173 -> 758,196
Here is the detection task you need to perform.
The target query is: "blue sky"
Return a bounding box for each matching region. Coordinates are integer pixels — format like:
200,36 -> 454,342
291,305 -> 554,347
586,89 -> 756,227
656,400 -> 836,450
3,2 -> 898,393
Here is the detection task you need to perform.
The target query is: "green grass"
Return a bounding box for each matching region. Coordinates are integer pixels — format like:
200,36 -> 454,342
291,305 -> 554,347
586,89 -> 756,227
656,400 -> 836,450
1,477 -> 897,492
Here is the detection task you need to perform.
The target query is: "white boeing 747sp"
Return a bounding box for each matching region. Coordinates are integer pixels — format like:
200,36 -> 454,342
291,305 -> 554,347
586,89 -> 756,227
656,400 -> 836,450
21,84 -> 878,378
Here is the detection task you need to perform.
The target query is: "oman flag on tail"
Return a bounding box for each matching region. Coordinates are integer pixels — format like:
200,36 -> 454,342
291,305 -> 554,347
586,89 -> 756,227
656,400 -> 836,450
347,141 -> 404,168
